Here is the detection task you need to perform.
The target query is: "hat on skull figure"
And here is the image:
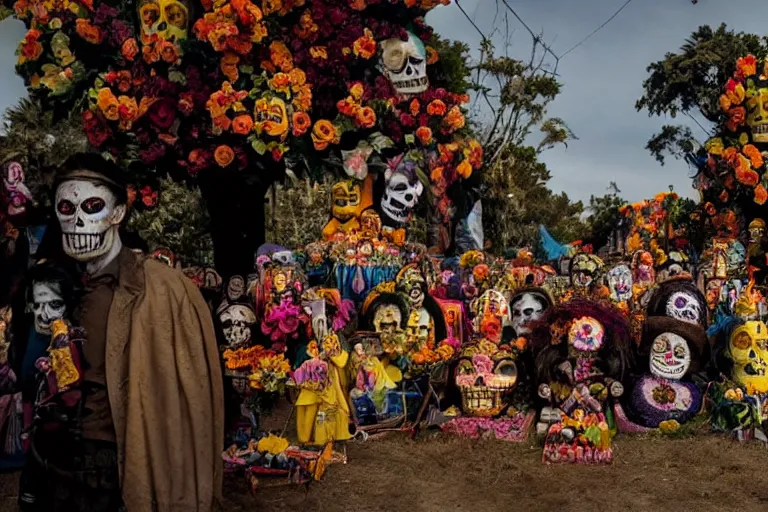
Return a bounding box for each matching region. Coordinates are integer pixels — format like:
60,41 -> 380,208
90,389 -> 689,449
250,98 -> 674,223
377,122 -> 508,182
646,280 -> 707,329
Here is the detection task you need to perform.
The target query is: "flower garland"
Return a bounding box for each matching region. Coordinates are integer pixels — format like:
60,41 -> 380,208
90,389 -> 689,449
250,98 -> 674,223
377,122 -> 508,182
222,344 -> 291,393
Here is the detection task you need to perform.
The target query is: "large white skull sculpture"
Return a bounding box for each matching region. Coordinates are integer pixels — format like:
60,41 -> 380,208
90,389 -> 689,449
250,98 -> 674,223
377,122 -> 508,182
55,180 -> 125,262
379,31 -> 429,96
649,332 -> 691,380
220,304 -> 257,348
30,282 -> 66,335
381,167 -> 424,225
510,292 -> 547,336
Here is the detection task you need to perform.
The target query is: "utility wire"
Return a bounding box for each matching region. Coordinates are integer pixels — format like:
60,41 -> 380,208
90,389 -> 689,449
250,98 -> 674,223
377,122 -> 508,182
559,0 -> 633,58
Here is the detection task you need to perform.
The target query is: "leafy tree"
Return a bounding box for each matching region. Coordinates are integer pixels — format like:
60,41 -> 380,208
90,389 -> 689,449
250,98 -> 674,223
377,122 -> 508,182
584,182 -> 628,251
636,24 -> 768,164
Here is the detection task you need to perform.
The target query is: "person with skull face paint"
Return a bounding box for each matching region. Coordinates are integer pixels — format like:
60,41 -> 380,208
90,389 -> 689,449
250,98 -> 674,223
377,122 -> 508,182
41,154 -> 223,512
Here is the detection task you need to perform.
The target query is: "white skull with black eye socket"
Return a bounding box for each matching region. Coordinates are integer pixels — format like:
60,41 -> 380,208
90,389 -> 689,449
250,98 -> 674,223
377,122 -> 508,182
666,292 -> 702,326
510,292 -> 546,336
219,304 -> 256,348
381,169 -> 424,225
379,31 -> 428,96
30,282 -> 66,335
650,332 -> 690,380
55,180 -> 125,262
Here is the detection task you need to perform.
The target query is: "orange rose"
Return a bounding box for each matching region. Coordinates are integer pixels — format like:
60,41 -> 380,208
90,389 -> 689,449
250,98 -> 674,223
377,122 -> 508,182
443,105 -> 466,131
353,29 -> 376,59
311,120 -> 338,150
310,46 -> 328,59
427,99 -> 447,116
232,114 -> 254,135
349,82 -> 364,101
288,68 -> 306,87
292,111 -> 311,136
159,40 -> 179,63
356,106 -> 376,128
97,88 -> 120,121
456,159 -> 472,179
743,144 -> 764,168
726,106 -> 746,132
214,145 -> 236,167
415,126 -> 433,145
426,46 -> 439,65
75,19 -> 104,44
337,96 -> 359,117
220,53 -> 240,82
117,96 -> 139,130
268,72 -> 291,94
409,99 -> 420,116
755,184 -> 768,205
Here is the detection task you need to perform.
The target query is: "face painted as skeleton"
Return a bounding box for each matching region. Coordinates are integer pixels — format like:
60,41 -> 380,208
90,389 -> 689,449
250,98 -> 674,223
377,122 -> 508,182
30,282 -> 66,335
219,304 -> 256,348
55,180 -> 125,262
650,332 -> 690,380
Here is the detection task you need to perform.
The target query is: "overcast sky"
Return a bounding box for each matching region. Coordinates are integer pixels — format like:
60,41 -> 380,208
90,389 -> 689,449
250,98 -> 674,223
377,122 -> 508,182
0,0 -> 764,204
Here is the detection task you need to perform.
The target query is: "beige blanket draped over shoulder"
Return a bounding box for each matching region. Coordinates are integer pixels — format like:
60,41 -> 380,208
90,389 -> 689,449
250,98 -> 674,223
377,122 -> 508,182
107,250 -> 224,512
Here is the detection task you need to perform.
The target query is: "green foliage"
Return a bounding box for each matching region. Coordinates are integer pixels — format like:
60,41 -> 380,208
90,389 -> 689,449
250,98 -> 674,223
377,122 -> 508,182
637,24 -> 768,164
585,185 -> 628,250
127,178 -> 214,266
428,35 -> 474,96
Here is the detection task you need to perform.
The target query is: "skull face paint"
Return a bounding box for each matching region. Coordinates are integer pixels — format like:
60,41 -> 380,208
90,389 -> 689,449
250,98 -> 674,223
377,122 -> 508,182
379,31 -> 429,96
30,282 -> 66,335
665,292 -> 702,326
729,321 -> 768,394
381,164 -> 424,225
55,180 -> 125,262
606,265 -> 632,302
219,304 -> 256,348
649,332 -> 690,380
510,291 -> 547,336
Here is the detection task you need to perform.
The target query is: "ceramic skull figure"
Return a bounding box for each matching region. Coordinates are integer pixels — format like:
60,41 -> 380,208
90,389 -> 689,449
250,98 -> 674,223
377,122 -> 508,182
379,31 -> 429,96
30,282 -> 67,335
606,264 -> 633,303
728,321 -> 768,394
219,304 -> 256,348
55,179 -> 126,263
509,290 -> 550,337
649,332 -> 691,380
665,292 -> 703,326
380,157 -> 424,226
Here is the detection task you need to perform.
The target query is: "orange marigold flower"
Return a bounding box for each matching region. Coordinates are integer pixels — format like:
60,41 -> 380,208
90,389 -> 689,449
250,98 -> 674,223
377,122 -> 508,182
292,111 -> 311,136
353,28 -> 376,59
337,96 -> 359,117
18,29 -> 43,64
311,120 -> 338,150
356,106 -> 376,128
221,52 -> 240,82
310,46 -> 328,59
292,86 -> 313,112
232,114 -> 254,135
426,99 -> 447,116
755,184 -> 768,205
268,72 -> 291,94
97,88 -> 120,121
349,82 -> 364,101
214,145 -> 236,167
426,46 -> 439,65
288,68 -> 307,87
269,41 -> 294,71
743,144 -> 764,169
443,105 -> 465,131
121,38 -> 139,61
456,159 -> 472,179
415,126 -> 433,145
75,19 -> 104,44
736,55 -> 757,79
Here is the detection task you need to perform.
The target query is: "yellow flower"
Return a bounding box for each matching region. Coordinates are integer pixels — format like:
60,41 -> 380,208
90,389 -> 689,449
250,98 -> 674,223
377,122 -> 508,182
256,434 -> 290,455
659,420 -> 680,433
705,137 -> 724,156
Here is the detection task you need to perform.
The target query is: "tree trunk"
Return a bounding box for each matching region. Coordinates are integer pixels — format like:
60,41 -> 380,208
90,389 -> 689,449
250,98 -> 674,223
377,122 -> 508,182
198,168 -> 272,280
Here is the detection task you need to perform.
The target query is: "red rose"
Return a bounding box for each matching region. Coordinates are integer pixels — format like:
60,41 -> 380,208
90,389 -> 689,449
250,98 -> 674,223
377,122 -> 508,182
82,111 -> 111,148
139,144 -> 165,164
400,114 -> 416,128
148,99 -> 176,129
140,186 -> 158,208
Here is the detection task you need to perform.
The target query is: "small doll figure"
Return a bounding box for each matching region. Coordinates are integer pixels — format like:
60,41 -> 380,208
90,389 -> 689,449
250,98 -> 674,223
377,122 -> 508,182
3,161 -> 34,217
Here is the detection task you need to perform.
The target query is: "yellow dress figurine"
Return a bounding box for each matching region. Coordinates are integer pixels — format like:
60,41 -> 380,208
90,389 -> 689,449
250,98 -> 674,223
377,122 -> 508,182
294,336 -> 352,445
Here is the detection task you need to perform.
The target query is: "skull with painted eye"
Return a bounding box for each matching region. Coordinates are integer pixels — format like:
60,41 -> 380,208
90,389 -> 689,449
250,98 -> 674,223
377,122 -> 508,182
665,292 -> 703,326
650,333 -> 691,380
728,321 -> 768,394
255,98 -> 289,139
568,317 -> 605,353
379,31 -> 429,96
455,351 -> 518,417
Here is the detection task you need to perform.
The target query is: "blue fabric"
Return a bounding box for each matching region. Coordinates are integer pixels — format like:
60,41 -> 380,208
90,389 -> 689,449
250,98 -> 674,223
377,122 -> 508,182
538,224 -> 569,261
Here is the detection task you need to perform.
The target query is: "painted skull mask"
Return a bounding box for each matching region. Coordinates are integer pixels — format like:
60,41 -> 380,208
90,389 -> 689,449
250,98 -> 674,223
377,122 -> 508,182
749,218 -> 766,244
397,266 -> 427,310
455,348 -> 518,417
30,282 -> 66,335
649,332 -> 690,380
331,180 -> 363,223
372,303 -> 403,334
665,291 -> 703,326
606,264 -> 632,302
255,97 -> 289,139
55,180 -> 125,262
138,0 -> 189,44
570,254 -> 601,289
379,31 -> 429,96
381,163 -> 424,226
568,317 -> 605,353
509,290 -> 548,336
729,321 -> 768,394
219,304 -> 257,348
746,75 -> 768,147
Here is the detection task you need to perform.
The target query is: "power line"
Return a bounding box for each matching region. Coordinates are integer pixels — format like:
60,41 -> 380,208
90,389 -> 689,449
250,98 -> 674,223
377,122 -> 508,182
497,0 -> 561,70
559,0 -> 633,58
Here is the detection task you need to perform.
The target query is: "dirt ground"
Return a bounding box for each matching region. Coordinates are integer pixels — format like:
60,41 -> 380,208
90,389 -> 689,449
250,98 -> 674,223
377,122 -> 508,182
1,433 -> 766,511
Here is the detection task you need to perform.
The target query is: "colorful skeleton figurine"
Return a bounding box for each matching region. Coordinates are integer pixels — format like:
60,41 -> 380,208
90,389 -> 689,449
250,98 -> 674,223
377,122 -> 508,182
3,161 -> 34,217
347,334 -> 397,425
395,264 -> 447,353
35,319 -> 85,408
321,176 -> 374,240
566,252 -> 608,300
708,281 -> 768,441
535,299 -> 632,464
615,317 -> 709,432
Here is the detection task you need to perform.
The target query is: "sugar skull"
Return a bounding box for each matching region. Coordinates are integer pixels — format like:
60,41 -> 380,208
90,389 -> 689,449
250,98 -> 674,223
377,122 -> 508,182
255,97 -> 289,139
455,347 -> 519,417
379,31 -> 429,96
569,253 -> 602,289
359,209 -> 382,239
728,321 -> 768,394
606,264 -> 632,302
380,158 -> 424,226
749,218 -> 766,244
396,265 -> 427,310
568,317 -> 605,353
649,332 -> 691,380
665,292 -> 703,326
647,281 -> 707,329
55,179 -> 126,262
509,289 -> 550,337
137,0 -> 189,44
227,275 -> 246,303
219,304 -> 256,348
331,180 -> 363,223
